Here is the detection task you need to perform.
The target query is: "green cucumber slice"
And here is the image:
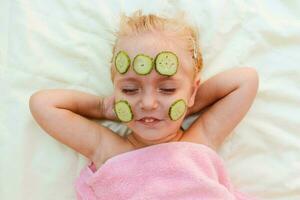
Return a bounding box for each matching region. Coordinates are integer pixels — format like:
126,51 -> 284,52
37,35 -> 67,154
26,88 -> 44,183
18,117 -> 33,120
168,99 -> 186,121
115,51 -> 131,74
133,54 -> 153,75
155,51 -> 178,76
114,100 -> 133,122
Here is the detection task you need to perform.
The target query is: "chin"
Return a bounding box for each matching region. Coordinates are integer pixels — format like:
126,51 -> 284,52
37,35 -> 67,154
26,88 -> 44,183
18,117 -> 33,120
135,128 -> 166,140
134,128 -> 179,143
127,119 -> 181,140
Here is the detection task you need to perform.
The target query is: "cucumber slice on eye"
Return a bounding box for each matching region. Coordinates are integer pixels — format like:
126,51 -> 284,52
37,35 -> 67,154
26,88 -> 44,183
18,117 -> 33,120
115,51 -> 131,74
133,54 -> 154,75
114,100 -> 133,122
168,99 -> 187,121
155,51 -> 178,76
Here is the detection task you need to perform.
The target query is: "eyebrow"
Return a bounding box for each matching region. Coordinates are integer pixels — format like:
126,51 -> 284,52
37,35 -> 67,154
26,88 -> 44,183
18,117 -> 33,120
118,76 -> 179,83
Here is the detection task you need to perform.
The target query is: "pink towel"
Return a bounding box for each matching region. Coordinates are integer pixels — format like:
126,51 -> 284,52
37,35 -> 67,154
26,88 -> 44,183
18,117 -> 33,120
75,142 -> 255,200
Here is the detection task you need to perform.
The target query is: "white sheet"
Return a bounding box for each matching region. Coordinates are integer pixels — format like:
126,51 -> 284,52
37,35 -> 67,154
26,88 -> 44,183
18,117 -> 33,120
1,0 -> 300,199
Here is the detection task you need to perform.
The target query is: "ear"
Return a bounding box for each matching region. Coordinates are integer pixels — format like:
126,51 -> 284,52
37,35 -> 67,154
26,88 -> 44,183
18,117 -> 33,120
188,78 -> 200,107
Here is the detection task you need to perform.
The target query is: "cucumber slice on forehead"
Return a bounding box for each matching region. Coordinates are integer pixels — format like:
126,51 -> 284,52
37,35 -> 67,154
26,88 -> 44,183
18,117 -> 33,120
133,54 -> 153,75
115,51 -> 131,74
155,51 -> 178,76
169,99 -> 187,121
114,100 -> 133,122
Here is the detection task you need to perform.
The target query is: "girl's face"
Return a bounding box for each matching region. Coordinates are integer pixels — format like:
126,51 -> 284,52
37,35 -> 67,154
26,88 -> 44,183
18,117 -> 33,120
113,32 -> 200,145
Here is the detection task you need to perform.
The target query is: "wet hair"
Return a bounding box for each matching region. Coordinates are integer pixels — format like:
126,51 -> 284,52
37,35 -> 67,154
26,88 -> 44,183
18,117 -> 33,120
110,10 -> 203,81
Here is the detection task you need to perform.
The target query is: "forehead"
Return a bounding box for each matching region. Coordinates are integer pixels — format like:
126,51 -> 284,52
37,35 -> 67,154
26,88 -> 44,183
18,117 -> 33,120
113,31 -> 193,84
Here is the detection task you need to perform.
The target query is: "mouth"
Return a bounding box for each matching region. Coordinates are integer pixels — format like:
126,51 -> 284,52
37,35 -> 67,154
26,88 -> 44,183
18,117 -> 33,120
137,117 -> 162,127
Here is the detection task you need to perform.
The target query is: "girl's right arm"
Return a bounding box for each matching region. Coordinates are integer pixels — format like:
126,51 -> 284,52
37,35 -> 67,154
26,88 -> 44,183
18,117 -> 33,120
29,89 -> 129,163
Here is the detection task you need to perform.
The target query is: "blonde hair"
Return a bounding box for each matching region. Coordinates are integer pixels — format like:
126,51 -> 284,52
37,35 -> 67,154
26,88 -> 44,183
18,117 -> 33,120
110,10 -> 203,81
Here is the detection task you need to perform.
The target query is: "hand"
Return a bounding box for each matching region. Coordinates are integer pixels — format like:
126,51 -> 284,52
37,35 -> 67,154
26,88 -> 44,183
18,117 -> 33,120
101,94 -> 118,121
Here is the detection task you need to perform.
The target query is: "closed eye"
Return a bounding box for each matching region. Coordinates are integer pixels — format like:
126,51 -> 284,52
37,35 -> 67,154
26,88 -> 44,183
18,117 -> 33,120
122,88 -> 176,94
160,88 -> 176,93
122,89 -> 138,94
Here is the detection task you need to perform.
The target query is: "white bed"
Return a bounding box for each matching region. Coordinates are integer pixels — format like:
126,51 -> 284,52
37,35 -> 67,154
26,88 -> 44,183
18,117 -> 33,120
1,0 -> 300,199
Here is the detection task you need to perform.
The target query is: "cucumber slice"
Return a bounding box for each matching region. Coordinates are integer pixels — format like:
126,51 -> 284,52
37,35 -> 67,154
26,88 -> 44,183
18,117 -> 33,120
168,99 -> 186,121
133,54 -> 153,75
114,100 -> 133,122
155,51 -> 178,76
115,51 -> 131,74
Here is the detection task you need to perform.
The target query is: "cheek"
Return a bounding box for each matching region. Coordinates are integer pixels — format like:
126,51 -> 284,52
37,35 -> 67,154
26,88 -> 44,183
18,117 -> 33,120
114,93 -> 188,121
162,117 -> 185,135
114,91 -> 137,107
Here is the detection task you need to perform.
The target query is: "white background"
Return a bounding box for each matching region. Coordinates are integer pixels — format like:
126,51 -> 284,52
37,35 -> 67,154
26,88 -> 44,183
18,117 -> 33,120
1,0 -> 300,199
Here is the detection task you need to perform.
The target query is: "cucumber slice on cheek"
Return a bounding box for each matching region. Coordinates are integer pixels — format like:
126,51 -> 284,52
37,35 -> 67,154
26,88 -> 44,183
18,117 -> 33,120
169,99 -> 187,121
155,51 -> 178,76
114,100 -> 133,122
133,54 -> 153,75
115,51 -> 131,74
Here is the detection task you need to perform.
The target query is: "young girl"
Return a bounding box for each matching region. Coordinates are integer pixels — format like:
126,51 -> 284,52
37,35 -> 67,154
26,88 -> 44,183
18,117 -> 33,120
29,11 -> 258,200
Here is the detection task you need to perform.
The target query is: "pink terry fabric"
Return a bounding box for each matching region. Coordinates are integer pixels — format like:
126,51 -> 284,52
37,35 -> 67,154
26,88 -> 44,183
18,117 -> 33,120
75,142 -> 255,200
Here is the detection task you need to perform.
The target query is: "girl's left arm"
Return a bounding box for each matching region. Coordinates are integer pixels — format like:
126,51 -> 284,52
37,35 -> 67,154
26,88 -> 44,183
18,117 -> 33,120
184,67 -> 259,150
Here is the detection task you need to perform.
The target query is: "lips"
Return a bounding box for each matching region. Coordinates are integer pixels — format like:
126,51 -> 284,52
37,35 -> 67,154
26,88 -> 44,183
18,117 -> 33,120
139,117 -> 160,122
138,117 -> 161,127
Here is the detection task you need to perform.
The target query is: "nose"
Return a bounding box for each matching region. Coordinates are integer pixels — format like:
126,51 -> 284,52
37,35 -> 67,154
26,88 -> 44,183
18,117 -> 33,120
139,89 -> 158,111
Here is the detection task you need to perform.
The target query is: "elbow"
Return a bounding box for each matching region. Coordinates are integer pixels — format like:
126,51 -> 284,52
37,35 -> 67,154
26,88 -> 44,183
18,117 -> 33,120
237,67 -> 259,101
29,91 -> 43,117
240,67 -> 259,91
29,90 -> 51,117
30,90 -> 45,107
